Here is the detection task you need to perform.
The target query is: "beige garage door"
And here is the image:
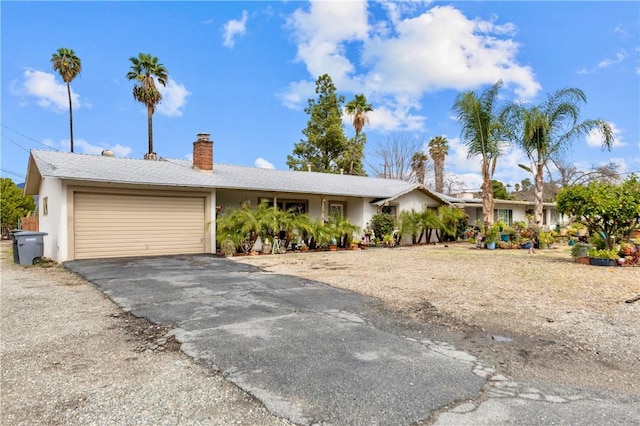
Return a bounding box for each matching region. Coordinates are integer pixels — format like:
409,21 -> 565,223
74,192 -> 205,259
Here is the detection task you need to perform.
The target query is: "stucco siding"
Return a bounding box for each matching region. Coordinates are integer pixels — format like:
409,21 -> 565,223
37,177 -> 66,262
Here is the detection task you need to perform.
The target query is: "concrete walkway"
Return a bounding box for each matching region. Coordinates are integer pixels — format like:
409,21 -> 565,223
65,255 -> 639,425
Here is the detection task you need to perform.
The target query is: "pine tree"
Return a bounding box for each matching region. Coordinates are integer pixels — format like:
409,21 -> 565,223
287,74 -> 348,173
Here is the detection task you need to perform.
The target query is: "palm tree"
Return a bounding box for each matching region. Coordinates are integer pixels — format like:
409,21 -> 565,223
344,94 -> 373,174
428,136 -> 449,194
419,208 -> 442,244
452,80 -> 507,229
51,48 -> 82,153
126,53 -> 168,156
502,88 -> 614,226
410,151 -> 428,184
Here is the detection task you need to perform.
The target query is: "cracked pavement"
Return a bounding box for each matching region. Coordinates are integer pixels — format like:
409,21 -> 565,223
65,255 -> 639,425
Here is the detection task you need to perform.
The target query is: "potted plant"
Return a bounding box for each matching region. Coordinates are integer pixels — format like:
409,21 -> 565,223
349,238 -> 359,250
588,248 -> 619,266
485,224 -> 500,250
262,238 -> 272,254
619,241 -> 636,256
538,231 -> 554,249
220,238 -> 236,257
570,222 -> 587,237
571,242 -> 590,264
500,225 -> 514,242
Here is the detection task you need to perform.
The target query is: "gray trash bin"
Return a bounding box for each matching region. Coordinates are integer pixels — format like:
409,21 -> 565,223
10,230 -> 22,264
14,231 -> 48,265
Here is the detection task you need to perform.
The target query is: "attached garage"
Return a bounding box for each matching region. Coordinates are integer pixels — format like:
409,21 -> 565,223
73,192 -> 206,259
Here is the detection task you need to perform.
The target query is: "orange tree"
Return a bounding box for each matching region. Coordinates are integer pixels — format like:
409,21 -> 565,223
556,174 -> 640,249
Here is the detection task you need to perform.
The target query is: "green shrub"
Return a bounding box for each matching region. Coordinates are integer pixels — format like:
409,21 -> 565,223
371,213 -> 395,240
587,248 -> 619,260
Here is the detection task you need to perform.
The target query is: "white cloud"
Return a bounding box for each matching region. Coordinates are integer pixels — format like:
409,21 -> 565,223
282,2 -> 541,131
12,70 -> 82,112
586,121 -> 626,149
444,136 -> 530,189
41,138 -> 57,148
222,10 -> 248,49
597,50 -> 628,69
579,50 -> 628,74
277,80 -> 315,109
54,138 -> 132,157
255,158 -> 275,169
157,79 -> 190,117
287,0 -> 369,86
362,6 -> 540,99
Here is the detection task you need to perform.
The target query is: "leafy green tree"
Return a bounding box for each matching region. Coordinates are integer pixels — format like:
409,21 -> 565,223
344,94 -> 373,175
452,80 -> 508,229
556,175 -> 640,249
503,87 -> 614,226
428,136 -> 449,193
287,74 -> 348,173
51,48 -> 82,152
1,178 -> 36,229
126,53 -> 168,155
492,180 -> 509,200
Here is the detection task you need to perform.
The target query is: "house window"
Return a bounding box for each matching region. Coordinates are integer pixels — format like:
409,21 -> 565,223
42,197 -> 48,216
329,202 -> 345,218
494,209 -> 512,225
259,198 -> 307,214
381,205 -> 397,217
285,202 -> 307,214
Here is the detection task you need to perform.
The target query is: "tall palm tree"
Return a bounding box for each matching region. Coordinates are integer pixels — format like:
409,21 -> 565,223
428,136 -> 449,194
502,88 -> 614,226
344,94 -> 373,174
410,151 -> 428,184
126,53 -> 168,156
51,48 -> 82,153
452,80 -> 507,229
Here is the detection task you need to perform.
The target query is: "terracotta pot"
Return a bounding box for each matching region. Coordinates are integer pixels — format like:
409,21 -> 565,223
576,257 -> 590,265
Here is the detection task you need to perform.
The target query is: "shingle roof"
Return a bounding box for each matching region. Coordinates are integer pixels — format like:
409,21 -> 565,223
26,150 -> 449,203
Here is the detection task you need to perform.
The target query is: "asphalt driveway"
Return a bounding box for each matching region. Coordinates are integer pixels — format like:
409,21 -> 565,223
65,254 -> 486,425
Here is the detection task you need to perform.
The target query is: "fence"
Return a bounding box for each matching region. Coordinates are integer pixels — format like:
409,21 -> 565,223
20,216 -> 39,231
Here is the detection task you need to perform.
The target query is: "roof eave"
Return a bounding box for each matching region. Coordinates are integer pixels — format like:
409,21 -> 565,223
24,153 -> 42,195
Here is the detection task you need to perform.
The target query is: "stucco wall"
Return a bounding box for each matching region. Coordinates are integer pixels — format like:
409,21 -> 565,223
38,177 -> 66,262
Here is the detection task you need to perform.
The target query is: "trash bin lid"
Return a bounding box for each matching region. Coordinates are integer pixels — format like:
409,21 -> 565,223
13,231 -> 48,236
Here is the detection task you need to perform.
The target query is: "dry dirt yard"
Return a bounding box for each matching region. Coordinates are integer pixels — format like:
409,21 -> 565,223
235,243 -> 640,397
0,243 -> 291,426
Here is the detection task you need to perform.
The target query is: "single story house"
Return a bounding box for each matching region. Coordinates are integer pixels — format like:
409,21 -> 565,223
24,133 -> 452,262
451,192 -> 563,229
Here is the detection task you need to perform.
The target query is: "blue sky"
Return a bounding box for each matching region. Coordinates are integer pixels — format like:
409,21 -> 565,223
2,1 -> 639,191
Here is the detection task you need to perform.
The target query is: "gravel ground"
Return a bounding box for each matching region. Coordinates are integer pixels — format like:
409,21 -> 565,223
2,241 -> 638,424
0,242 -> 291,426
235,242 -> 640,397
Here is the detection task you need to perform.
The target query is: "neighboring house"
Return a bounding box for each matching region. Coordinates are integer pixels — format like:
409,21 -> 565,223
24,133 -> 451,262
450,192 -> 564,229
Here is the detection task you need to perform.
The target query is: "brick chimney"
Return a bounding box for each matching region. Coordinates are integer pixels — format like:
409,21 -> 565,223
193,133 -> 213,172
